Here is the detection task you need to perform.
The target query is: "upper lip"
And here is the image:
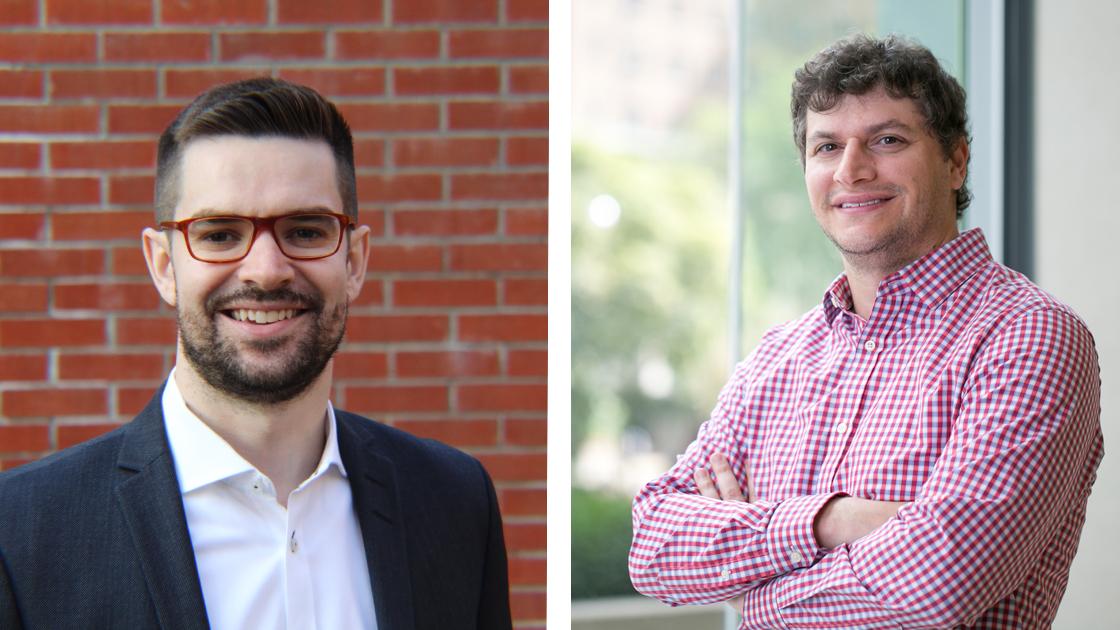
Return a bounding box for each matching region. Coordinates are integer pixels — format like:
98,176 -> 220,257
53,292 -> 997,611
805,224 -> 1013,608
831,192 -> 895,207
220,303 -> 307,312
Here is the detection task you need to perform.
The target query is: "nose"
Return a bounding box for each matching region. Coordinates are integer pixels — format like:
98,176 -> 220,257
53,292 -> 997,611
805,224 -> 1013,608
833,140 -> 876,186
235,228 -> 295,290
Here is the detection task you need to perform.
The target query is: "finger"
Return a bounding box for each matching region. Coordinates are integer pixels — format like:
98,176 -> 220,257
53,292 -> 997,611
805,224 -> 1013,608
709,453 -> 745,502
743,462 -> 757,503
693,466 -> 719,499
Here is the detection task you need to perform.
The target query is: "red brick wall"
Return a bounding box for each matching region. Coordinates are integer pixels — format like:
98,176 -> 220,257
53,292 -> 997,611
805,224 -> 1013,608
0,1 -> 547,625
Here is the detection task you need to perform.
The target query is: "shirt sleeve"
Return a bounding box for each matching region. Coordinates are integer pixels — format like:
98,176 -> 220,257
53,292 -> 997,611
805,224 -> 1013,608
628,361 -> 840,605
738,307 -> 1103,629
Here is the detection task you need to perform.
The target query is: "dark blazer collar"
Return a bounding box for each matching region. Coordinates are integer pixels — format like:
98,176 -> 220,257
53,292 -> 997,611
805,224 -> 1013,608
336,411 -> 416,630
115,386 -> 211,630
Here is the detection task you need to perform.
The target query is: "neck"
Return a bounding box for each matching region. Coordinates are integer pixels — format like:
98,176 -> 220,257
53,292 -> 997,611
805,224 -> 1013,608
841,229 -> 959,320
172,351 -> 332,506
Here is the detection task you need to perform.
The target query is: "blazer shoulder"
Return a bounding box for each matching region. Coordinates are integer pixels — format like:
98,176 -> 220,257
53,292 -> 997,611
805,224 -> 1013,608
0,425 -> 128,502
334,409 -> 489,481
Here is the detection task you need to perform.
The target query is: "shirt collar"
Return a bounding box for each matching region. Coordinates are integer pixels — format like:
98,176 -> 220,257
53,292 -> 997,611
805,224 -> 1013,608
822,228 -> 992,322
162,368 -> 347,495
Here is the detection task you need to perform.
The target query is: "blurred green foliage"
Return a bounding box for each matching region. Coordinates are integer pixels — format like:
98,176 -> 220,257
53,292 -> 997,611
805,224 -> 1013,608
571,488 -> 638,599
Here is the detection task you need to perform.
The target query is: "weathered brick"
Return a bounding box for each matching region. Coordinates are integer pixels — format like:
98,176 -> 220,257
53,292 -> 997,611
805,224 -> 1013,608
0,283 -> 49,312
0,107 -> 99,134
160,0 -> 267,25
46,0 -> 151,24
278,0 -> 382,23
393,209 -> 497,236
277,68 -> 386,97
449,29 -> 547,58
0,319 -> 106,348
393,137 -> 499,167
0,249 -> 105,277
345,385 -> 448,412
392,0 -> 496,24
335,30 -> 440,60
105,32 -> 211,62
394,66 -> 500,96
459,314 -> 546,342
346,315 -> 448,342
0,70 -> 43,99
51,141 -> 156,170
220,31 -> 325,61
394,279 -> 496,307
396,350 -> 500,377
0,213 -> 45,239
0,33 -> 96,63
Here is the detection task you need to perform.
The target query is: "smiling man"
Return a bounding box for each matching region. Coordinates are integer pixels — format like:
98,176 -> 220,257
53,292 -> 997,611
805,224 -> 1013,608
0,78 -> 511,630
629,35 -> 1102,628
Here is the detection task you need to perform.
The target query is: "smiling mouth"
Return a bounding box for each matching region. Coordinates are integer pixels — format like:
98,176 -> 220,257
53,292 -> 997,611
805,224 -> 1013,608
839,199 -> 886,209
224,308 -> 303,324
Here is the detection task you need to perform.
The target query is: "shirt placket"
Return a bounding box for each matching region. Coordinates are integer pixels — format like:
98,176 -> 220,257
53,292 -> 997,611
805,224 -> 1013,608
817,314 -> 886,489
285,486 -> 316,630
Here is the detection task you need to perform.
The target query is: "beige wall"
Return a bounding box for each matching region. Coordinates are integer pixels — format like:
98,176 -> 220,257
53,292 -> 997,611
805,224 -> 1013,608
1035,2 -> 1120,627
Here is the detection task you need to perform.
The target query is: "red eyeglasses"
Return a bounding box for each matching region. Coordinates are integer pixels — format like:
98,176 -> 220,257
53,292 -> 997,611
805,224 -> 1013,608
160,212 -> 353,263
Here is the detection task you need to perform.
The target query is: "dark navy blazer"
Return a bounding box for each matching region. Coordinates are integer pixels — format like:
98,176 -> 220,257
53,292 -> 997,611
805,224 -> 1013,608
0,388 -> 512,630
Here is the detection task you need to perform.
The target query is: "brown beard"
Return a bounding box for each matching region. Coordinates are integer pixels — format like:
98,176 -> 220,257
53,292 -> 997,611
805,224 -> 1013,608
177,285 -> 346,405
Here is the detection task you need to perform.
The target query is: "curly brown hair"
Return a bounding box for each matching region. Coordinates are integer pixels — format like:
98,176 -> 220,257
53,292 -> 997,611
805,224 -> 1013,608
791,34 -> 971,216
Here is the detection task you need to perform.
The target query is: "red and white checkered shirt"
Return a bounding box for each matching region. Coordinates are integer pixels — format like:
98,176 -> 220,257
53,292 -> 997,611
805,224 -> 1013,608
629,229 -> 1103,628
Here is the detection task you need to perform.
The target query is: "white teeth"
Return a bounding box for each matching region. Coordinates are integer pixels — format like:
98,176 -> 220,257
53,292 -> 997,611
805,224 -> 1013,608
230,309 -> 297,324
841,199 -> 883,208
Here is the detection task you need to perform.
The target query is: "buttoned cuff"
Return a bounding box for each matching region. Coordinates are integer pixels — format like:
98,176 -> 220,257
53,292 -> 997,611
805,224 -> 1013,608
764,492 -> 839,575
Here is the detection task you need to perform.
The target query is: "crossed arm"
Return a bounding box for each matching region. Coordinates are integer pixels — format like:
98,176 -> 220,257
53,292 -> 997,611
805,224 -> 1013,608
629,308 -> 1102,628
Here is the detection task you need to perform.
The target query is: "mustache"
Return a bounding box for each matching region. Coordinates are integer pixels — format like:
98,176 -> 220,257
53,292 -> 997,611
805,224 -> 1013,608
205,286 -> 325,315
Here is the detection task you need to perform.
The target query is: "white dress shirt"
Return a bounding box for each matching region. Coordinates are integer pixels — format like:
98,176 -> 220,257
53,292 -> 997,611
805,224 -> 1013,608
162,371 -> 377,630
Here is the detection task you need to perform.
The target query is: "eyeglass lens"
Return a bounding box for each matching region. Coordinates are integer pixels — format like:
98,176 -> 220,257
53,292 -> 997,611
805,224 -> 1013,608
186,215 -> 342,261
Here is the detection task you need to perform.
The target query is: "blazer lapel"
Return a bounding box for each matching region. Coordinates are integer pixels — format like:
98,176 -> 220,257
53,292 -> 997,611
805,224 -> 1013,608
114,389 -> 210,630
337,414 -> 416,630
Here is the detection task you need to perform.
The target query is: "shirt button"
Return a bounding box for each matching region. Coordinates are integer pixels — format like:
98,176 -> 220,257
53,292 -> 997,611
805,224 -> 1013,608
289,531 -> 298,554
719,568 -> 730,579
835,422 -> 848,434
790,551 -> 804,564
864,339 -> 877,351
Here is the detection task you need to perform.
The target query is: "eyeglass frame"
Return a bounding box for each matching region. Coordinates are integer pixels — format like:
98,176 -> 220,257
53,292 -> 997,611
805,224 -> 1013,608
159,211 -> 355,263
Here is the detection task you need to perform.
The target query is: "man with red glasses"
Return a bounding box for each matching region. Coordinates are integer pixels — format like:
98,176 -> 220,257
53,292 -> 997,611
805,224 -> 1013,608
629,35 -> 1102,627
0,78 -> 512,630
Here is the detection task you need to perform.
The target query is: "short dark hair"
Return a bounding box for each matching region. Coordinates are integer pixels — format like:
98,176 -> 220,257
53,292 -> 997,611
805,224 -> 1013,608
791,34 -> 971,216
155,77 -> 356,222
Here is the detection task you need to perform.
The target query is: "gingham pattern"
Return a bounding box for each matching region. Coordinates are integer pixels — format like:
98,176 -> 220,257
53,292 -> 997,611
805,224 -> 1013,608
629,229 -> 1103,628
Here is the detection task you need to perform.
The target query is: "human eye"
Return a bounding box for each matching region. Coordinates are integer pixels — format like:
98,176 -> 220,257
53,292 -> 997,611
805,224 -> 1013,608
279,215 -> 337,248
876,135 -> 906,148
190,219 -> 247,250
814,142 -> 839,155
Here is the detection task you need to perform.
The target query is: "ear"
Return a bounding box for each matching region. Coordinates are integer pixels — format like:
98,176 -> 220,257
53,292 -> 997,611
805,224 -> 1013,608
344,224 -> 371,304
142,227 -> 177,307
948,137 -> 969,190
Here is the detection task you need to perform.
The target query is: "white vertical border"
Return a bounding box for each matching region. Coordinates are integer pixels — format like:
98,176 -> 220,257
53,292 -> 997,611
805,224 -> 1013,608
548,0 -> 573,628
726,0 -> 746,373
963,0 -> 1005,263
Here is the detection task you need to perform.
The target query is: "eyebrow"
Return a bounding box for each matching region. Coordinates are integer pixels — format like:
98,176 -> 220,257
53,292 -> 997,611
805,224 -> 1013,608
807,118 -> 917,143
188,206 -> 335,219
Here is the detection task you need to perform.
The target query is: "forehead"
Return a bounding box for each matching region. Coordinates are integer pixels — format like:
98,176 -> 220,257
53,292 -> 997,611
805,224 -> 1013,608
175,136 -> 341,220
805,88 -> 926,137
